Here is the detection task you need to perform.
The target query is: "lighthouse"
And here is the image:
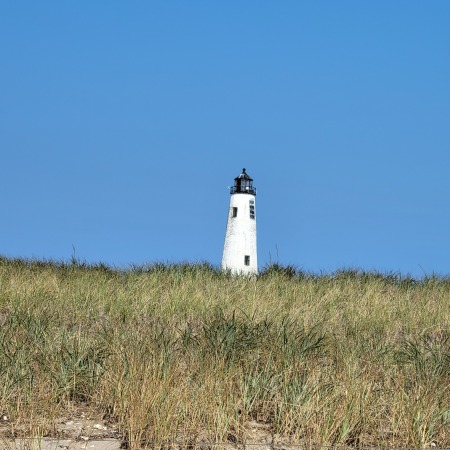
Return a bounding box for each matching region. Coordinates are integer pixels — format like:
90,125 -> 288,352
221,168 -> 258,275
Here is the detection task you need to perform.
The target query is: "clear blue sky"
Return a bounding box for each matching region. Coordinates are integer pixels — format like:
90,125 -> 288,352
1,2 -> 449,276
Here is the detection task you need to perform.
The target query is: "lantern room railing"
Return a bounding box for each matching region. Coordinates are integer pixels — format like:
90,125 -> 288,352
230,186 -> 257,195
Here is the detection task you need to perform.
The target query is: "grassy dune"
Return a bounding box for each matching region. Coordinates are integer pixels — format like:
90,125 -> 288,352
0,257 -> 449,448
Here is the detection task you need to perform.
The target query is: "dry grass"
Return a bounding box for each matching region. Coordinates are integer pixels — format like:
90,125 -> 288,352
0,257 -> 449,448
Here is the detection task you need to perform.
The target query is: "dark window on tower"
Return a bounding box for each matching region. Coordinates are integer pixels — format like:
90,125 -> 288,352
244,255 -> 250,266
232,207 -> 238,218
249,201 -> 255,219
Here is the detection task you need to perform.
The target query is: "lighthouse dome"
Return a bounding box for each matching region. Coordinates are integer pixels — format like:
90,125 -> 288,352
231,168 -> 256,195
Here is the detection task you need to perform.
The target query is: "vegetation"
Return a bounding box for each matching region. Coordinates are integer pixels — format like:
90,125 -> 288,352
0,256 -> 449,448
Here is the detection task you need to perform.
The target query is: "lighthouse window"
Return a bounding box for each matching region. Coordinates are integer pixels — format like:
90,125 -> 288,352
244,255 -> 250,266
232,207 -> 238,218
249,201 -> 255,219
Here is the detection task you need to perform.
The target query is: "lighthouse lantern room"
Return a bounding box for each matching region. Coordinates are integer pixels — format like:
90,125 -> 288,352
221,168 -> 258,275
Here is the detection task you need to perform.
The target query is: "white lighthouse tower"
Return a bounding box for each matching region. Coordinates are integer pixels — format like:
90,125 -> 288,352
221,168 -> 258,275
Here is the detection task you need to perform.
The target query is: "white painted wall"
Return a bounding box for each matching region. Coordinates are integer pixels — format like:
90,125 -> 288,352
221,192 -> 258,275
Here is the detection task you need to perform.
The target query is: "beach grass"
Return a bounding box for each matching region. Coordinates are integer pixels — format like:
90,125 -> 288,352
0,256 -> 449,448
